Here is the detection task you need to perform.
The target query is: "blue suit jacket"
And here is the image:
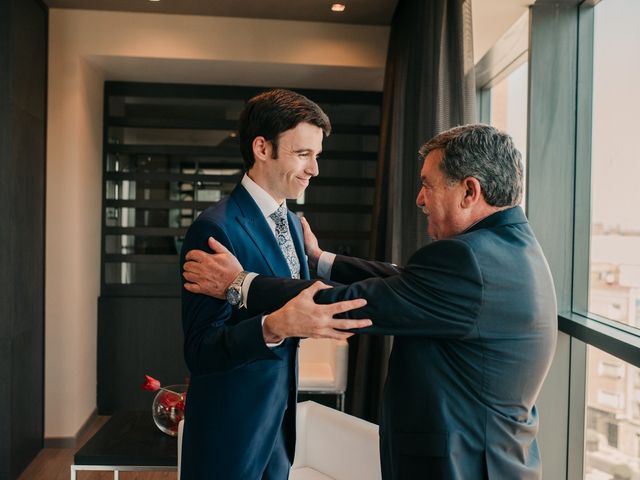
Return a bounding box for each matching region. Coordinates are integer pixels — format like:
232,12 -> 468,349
180,184 -> 309,480
248,207 -> 557,480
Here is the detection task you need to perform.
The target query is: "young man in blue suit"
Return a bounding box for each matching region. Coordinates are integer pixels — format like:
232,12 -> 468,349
184,124 -> 558,479
179,89 -> 371,480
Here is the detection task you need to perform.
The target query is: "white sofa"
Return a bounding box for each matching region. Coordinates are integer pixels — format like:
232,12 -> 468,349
291,401 -> 381,480
177,401 -> 381,480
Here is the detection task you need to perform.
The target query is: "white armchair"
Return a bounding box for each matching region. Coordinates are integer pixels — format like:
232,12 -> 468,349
291,401 -> 381,480
177,403 -> 382,480
298,338 -> 349,411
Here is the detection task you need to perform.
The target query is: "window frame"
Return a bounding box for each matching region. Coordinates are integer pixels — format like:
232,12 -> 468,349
524,0 -> 640,478
565,0 -> 640,368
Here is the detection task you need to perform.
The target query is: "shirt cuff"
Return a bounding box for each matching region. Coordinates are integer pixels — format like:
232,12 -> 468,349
240,272 -> 259,308
317,251 -> 336,280
261,315 -> 284,348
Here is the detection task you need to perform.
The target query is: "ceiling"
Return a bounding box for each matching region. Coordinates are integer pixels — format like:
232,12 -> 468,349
43,0 -> 535,62
42,0 -> 399,25
43,0 -> 534,90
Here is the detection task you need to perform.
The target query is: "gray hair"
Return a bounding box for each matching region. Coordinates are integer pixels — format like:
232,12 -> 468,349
418,124 -> 524,207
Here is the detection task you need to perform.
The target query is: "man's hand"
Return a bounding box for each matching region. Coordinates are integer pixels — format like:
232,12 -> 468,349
262,281 -> 372,343
301,217 -> 323,271
183,237 -> 242,298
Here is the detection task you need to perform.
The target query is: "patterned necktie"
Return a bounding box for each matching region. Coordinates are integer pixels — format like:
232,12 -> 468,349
269,204 -> 301,279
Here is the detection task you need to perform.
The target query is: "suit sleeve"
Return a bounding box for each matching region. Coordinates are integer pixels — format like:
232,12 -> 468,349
249,239 -> 483,338
181,219 -> 278,375
330,254 -> 402,283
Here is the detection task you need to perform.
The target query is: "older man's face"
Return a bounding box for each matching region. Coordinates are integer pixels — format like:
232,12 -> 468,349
415,150 -> 467,240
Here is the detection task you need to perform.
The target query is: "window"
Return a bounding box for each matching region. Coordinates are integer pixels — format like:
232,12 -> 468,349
524,0 -> 640,477
587,0 -> 640,332
487,61 -> 528,210
475,13 -> 529,208
598,361 -> 624,379
475,12 -> 528,210
585,346 -> 640,479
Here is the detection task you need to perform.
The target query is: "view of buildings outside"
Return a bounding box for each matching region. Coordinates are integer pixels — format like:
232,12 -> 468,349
585,1 -> 640,479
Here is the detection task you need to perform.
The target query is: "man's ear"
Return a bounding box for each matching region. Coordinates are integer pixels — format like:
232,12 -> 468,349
252,136 -> 271,164
460,177 -> 482,208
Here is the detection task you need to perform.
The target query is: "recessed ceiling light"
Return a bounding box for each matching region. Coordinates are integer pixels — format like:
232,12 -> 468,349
149,0 -> 160,2
331,3 -> 346,12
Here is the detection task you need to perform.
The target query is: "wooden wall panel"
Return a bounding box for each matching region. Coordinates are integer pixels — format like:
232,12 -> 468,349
98,297 -> 188,413
0,0 -> 47,478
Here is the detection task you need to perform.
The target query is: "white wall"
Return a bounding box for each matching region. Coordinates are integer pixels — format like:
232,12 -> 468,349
46,9 -> 389,439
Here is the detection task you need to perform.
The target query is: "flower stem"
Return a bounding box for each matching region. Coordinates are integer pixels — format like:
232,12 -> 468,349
159,387 -> 183,400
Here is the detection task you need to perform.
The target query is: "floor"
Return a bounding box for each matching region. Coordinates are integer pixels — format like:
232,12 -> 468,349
18,416 -> 177,480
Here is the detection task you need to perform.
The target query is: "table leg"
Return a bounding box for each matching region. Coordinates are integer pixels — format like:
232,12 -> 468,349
114,470 -> 119,480
70,465 -> 76,480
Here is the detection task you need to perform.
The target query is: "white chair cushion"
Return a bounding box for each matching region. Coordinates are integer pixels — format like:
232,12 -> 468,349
293,401 -> 381,480
299,362 -> 336,390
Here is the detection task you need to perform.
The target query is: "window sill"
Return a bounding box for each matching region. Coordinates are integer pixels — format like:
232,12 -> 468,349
558,312 -> 640,368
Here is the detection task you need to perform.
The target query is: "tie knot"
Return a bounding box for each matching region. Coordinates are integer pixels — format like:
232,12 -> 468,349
270,204 -> 287,222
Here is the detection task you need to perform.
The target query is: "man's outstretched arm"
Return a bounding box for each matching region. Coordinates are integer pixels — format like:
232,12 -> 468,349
184,237 -> 483,338
301,216 -> 402,283
183,236 -> 373,343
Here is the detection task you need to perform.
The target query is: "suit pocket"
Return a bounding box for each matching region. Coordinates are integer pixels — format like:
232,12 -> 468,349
394,431 -> 449,479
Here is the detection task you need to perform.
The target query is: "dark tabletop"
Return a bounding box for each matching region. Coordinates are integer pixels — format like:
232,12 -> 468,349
74,411 -> 178,466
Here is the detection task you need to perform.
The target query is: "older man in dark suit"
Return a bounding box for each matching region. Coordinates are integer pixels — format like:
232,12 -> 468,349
184,124 -> 557,479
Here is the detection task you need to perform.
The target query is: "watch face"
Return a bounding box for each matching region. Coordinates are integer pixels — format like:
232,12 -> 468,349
226,287 -> 241,306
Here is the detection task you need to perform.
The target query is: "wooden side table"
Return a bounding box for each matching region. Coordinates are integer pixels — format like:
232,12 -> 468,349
71,411 -> 178,479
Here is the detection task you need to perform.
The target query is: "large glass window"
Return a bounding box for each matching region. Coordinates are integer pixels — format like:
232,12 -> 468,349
588,0 -> 640,331
584,1 -> 640,479
585,345 -> 640,480
488,61 -> 528,208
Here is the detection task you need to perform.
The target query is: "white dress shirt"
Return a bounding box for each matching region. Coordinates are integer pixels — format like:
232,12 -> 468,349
239,174 -> 289,347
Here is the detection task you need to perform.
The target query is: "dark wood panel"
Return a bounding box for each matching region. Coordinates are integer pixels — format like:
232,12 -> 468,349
97,297 -> 188,414
102,284 -> 181,298
105,254 -> 178,264
0,338 -> 10,479
108,116 -> 238,130
0,0 -> 47,477
105,171 -> 374,187
9,0 -> 47,120
106,81 -> 383,105
105,143 -> 378,161
105,227 -> 188,236
105,144 -> 240,156
7,105 -> 46,336
10,329 -> 44,479
105,172 -> 241,183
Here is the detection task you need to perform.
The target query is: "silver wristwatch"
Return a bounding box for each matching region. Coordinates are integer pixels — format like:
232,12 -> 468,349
225,271 -> 249,306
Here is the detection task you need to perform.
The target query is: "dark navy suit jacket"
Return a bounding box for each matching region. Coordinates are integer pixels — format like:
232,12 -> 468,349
180,184 -> 309,480
248,207 -> 557,480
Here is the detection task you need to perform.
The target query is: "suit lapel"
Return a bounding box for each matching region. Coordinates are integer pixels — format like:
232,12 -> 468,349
231,185 -> 293,278
288,211 -> 310,280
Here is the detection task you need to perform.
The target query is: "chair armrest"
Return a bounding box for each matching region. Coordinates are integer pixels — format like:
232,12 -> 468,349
177,420 -> 184,480
294,401 -> 381,480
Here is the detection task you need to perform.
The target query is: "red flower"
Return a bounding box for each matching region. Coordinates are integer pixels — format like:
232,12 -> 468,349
160,391 -> 182,410
141,374 -> 161,391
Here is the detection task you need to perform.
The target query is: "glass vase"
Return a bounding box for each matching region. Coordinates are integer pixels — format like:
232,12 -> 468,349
152,384 -> 187,437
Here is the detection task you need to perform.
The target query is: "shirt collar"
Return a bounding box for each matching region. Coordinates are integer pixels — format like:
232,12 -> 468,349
241,173 -> 284,219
